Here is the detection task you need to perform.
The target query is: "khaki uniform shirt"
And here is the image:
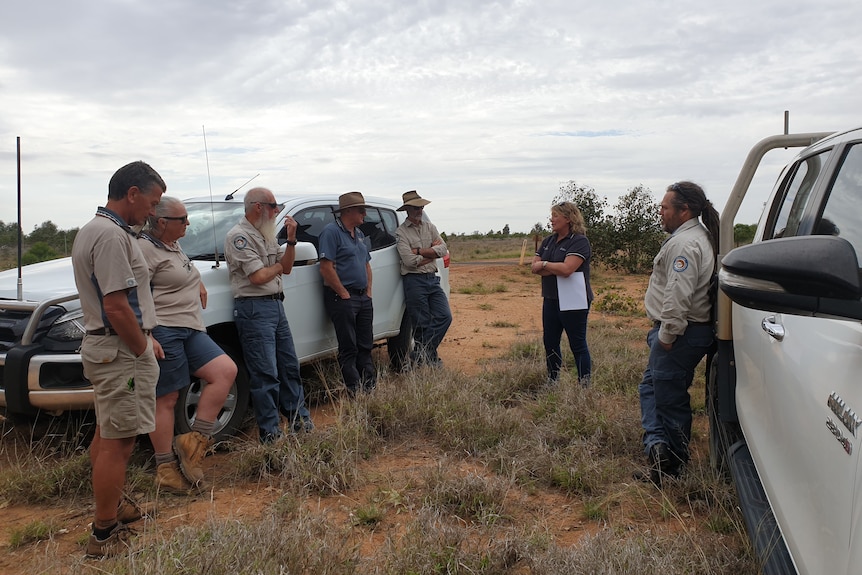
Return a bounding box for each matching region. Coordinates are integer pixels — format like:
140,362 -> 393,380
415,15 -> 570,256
644,218 -> 715,345
72,207 -> 157,331
223,217 -> 282,298
138,233 -> 206,332
396,219 -> 447,275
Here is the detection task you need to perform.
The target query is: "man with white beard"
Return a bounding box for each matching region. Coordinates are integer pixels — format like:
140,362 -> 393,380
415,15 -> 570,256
224,187 -> 313,443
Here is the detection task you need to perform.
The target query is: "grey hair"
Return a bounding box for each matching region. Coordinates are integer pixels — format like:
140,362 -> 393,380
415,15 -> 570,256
144,195 -> 184,232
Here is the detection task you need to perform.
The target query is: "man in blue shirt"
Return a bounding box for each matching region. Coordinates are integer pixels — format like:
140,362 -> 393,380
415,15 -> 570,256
319,192 -> 376,396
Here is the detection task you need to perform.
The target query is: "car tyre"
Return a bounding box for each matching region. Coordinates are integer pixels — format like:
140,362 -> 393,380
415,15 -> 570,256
174,349 -> 251,442
387,311 -> 413,372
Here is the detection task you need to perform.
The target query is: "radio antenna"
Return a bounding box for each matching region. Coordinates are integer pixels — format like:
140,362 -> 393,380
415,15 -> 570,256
225,173 -> 259,201
202,125 -> 222,268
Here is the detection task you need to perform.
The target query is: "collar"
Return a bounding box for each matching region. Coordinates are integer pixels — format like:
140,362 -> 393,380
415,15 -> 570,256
139,231 -> 180,251
96,206 -> 137,237
672,218 -> 701,236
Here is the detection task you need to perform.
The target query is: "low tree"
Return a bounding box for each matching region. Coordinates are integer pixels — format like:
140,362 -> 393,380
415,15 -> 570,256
606,185 -> 664,273
22,242 -> 59,265
552,181 -> 614,266
733,223 -> 757,246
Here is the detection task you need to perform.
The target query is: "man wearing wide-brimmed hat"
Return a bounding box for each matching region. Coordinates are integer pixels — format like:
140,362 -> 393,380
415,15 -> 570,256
318,192 -> 376,396
395,190 -> 452,368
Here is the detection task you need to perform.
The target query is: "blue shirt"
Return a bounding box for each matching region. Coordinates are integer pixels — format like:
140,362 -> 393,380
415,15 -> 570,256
536,232 -> 593,302
319,219 -> 371,289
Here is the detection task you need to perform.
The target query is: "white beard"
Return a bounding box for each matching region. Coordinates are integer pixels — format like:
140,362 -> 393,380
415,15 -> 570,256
257,214 -> 278,244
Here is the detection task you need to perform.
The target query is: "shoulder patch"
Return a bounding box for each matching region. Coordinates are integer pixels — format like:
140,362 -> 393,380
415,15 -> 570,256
233,236 -> 248,250
672,256 -> 689,272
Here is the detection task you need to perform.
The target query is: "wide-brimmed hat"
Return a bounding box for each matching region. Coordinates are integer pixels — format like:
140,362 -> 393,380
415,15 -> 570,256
397,190 -> 431,211
336,191 -> 368,212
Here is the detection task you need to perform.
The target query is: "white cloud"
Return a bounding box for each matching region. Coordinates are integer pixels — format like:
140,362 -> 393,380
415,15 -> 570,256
1,0 -> 861,236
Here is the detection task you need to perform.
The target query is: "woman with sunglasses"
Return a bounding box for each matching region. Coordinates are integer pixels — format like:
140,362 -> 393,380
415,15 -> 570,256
138,196 -> 237,492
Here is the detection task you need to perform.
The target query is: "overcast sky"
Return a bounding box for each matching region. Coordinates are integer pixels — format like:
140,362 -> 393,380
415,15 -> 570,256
1,0 -> 860,237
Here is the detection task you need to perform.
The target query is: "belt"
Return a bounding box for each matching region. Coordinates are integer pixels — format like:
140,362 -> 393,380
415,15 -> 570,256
406,272 -> 437,277
236,293 -> 284,301
653,320 -> 712,328
86,327 -> 152,336
345,287 -> 367,296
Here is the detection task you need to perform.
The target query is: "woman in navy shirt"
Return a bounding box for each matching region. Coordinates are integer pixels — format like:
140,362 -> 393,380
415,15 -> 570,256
531,202 -> 593,386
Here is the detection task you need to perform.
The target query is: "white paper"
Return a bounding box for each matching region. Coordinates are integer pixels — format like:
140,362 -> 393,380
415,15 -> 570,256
557,271 -> 588,311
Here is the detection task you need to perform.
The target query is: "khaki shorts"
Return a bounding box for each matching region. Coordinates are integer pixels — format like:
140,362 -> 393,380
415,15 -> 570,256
81,334 -> 159,439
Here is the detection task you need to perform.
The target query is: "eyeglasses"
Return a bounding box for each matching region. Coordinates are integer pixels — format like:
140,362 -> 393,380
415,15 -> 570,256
161,215 -> 189,224
256,201 -> 283,210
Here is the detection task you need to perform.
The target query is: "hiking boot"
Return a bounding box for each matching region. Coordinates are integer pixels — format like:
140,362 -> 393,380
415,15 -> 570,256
174,431 -> 209,484
85,524 -> 134,559
117,494 -> 156,524
155,461 -> 193,493
578,374 -> 592,388
634,443 -> 679,487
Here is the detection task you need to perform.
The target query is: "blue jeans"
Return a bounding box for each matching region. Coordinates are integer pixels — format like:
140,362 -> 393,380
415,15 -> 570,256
234,299 -> 309,438
542,298 -> 591,381
323,288 -> 376,392
639,323 -> 714,463
403,273 -> 452,364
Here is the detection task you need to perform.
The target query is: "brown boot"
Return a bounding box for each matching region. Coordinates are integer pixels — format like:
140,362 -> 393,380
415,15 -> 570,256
85,524 -> 134,559
117,494 -> 156,524
174,431 -> 209,484
155,461 -> 192,493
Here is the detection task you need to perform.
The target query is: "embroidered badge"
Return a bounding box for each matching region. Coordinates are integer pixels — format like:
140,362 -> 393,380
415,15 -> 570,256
672,256 -> 689,272
233,236 -> 248,250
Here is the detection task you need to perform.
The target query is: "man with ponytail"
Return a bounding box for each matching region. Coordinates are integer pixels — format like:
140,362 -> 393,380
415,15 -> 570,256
636,181 -> 719,487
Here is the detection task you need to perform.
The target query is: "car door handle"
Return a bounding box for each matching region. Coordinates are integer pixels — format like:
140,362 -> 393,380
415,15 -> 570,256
761,316 -> 785,341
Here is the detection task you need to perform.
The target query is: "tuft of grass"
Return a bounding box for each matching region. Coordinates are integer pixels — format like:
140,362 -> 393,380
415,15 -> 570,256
352,504 -> 385,526
457,282 -> 508,295
488,320 -> 519,328
9,519 -> 62,549
423,466 -> 509,526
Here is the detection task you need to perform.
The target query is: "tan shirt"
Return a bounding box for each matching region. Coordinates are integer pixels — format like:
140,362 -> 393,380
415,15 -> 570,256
644,218 -> 715,345
138,233 -> 206,332
223,217 -> 282,298
396,218 -> 447,275
72,208 -> 157,331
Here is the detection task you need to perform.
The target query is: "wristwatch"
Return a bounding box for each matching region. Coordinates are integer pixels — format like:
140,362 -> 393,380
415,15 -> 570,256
285,239 -> 297,246
542,261 -> 548,269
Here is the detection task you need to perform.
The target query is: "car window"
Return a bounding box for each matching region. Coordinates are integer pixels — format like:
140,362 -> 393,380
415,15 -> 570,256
289,206 -> 337,249
180,202 -> 248,259
764,150 -> 829,240
359,207 -> 397,251
817,142 -> 862,267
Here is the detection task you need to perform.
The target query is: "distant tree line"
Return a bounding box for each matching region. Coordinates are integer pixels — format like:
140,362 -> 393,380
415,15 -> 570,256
0,220 -> 79,265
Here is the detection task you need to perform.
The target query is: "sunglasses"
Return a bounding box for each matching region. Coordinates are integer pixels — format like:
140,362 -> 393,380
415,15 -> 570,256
161,215 -> 189,224
256,201 -> 283,210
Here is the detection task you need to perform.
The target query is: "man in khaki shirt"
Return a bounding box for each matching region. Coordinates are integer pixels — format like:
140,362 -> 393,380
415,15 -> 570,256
72,161 -> 165,558
395,191 -> 451,368
223,187 -> 312,443
637,181 -> 719,487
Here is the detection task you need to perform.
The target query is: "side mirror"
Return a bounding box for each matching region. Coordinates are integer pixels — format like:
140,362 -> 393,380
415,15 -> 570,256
720,236 -> 862,320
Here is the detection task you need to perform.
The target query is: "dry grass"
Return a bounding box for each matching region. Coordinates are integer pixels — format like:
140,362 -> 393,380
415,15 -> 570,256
0,258 -> 756,574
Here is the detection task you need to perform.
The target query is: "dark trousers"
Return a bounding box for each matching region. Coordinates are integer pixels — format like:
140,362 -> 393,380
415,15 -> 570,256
234,299 -> 309,437
324,288 -> 376,392
639,323 -> 714,464
403,273 -> 452,364
542,298 -> 591,381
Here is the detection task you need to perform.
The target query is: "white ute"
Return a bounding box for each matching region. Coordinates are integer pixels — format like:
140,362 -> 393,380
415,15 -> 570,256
712,127 -> 862,575
0,192 -> 449,439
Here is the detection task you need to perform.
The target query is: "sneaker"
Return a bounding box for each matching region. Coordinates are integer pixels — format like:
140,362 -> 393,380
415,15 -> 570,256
155,461 -> 193,493
85,524 -> 134,559
117,494 -> 156,524
174,431 -> 209,484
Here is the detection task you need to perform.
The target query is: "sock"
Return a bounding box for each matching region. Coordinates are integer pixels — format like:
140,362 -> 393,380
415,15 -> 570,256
192,418 -> 215,437
155,452 -> 176,467
93,522 -> 118,540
